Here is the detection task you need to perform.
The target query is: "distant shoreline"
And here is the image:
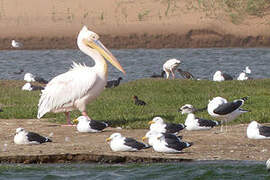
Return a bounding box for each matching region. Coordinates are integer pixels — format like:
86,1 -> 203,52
1,31 -> 270,50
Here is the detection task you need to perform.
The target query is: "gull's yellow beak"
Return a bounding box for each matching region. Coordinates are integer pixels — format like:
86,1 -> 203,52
148,120 -> 155,125
142,136 -> 147,141
106,137 -> 111,142
83,39 -> 126,74
72,119 -> 79,124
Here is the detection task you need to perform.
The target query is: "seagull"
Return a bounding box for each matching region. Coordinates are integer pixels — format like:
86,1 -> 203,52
163,58 -> 181,79
266,158 -> 270,172
237,66 -> 252,81
106,133 -> 150,152
151,70 -> 166,78
177,69 -> 195,80
22,83 -> 44,91
179,104 -> 220,131
143,130 -> 182,146
142,131 -> 192,153
73,116 -> 108,132
11,40 -> 23,48
37,26 -> 125,125
105,77 -> 123,88
133,95 -> 146,106
207,96 -> 249,132
14,127 -> 52,145
213,71 -> 233,82
246,121 -> 270,139
24,73 -> 48,84
148,117 -> 186,134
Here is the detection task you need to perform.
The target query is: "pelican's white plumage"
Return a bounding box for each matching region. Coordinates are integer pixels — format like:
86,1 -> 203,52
37,26 -> 125,124
163,58 -> 181,79
266,158 -> 270,171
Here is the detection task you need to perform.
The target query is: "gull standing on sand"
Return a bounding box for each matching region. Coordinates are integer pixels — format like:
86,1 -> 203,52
143,130 -> 182,146
37,26 -> 125,125
148,117 -> 186,134
14,127 -> 52,145
179,104 -> 220,131
11,40 -> 23,48
163,58 -> 181,79
106,133 -> 149,152
246,121 -> 270,139
142,131 -> 192,153
207,96 -> 249,132
213,71 -> 233,82
73,116 -> 108,133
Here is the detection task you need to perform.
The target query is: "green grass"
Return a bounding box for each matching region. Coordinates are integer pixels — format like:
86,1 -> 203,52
0,79 -> 270,128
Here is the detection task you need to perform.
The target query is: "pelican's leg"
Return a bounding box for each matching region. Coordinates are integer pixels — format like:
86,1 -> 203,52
171,70 -> 175,79
165,71 -> 170,79
82,111 -> 91,120
65,112 -> 71,125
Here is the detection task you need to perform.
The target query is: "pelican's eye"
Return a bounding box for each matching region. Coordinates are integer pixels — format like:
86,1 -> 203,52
90,34 -> 99,41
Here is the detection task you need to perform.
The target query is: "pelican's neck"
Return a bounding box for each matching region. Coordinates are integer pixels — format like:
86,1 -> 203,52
80,44 -> 108,78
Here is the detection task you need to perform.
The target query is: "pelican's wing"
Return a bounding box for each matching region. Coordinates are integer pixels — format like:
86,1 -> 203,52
37,65 -> 97,118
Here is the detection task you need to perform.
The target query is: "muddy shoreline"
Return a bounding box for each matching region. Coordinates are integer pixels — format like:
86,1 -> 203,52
0,119 -> 269,164
2,30 -> 270,50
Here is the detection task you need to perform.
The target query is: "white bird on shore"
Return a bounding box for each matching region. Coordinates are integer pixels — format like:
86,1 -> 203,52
247,121 -> 270,139
266,158 -> 270,171
11,40 -> 23,48
213,71 -> 233,82
207,96 -> 249,132
143,131 -> 182,146
106,133 -> 149,152
179,104 -> 220,131
142,131 -> 192,153
237,66 -> 252,81
148,117 -> 186,134
24,73 -> 48,84
163,58 -> 181,79
37,26 -> 125,125
73,116 -> 108,132
22,83 -> 44,91
14,127 -> 52,145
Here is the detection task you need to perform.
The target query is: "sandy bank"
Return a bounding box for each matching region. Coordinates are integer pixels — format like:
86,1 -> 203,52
0,0 -> 270,49
0,119 -> 269,164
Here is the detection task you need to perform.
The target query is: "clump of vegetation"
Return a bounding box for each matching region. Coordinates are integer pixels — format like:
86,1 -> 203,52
0,79 -> 269,128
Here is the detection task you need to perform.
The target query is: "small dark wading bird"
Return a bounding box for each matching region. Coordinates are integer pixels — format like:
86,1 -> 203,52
14,127 -> 52,145
106,133 -> 150,152
105,77 -> 122,88
177,69 -> 195,80
179,104 -> 220,131
73,116 -> 108,133
151,70 -> 166,78
133,95 -> 146,106
13,69 -> 24,75
207,96 -> 249,132
246,121 -> 270,139
37,26 -> 125,125
148,117 -> 186,134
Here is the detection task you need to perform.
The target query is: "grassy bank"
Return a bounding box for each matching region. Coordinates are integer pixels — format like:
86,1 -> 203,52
0,79 -> 269,128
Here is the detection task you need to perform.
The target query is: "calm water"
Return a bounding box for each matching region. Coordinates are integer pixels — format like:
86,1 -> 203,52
0,48 -> 270,82
0,161 -> 269,179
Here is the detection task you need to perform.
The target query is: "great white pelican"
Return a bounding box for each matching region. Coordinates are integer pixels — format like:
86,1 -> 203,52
37,26 -> 125,125
163,58 -> 181,79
